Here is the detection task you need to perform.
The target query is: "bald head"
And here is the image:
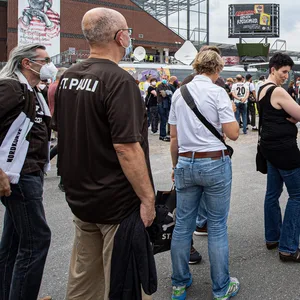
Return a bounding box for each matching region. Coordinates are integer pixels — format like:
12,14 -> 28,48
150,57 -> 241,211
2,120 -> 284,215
82,8 -> 126,45
236,74 -> 243,82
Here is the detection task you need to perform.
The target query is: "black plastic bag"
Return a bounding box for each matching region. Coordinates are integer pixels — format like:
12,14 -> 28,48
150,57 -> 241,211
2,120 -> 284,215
147,188 -> 176,255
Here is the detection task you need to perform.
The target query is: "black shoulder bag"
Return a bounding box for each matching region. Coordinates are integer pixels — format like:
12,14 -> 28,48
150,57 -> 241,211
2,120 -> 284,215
180,85 -> 234,158
256,83 -> 277,174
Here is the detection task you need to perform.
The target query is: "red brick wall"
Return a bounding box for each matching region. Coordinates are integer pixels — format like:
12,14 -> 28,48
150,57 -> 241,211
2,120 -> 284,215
0,3 -> 7,61
5,0 -> 184,58
7,0 -> 18,55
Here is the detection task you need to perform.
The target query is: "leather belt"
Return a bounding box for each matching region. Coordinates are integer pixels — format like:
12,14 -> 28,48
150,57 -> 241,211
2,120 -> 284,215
179,150 -> 229,160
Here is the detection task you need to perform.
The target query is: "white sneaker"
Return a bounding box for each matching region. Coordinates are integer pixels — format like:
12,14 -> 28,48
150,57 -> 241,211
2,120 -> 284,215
213,277 -> 240,300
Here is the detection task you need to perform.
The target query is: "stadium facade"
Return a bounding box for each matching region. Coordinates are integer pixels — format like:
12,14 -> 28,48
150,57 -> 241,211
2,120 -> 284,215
0,0 -> 210,62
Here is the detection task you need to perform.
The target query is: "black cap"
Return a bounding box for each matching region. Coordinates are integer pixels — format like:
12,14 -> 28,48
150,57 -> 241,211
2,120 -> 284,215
245,74 -> 252,80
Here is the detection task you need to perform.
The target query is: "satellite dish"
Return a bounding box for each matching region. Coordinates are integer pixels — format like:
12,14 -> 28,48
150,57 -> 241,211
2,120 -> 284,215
133,46 -> 146,61
174,41 -> 198,65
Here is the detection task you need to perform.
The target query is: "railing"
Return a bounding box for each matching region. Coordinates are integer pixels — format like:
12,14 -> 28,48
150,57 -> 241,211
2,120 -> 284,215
50,50 -> 174,65
51,49 -> 90,66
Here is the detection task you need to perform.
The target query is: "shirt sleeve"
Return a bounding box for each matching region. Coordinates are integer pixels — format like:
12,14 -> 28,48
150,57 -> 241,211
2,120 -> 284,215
105,79 -> 146,144
231,83 -> 237,93
0,81 -> 24,119
249,82 -> 255,92
216,88 -> 236,124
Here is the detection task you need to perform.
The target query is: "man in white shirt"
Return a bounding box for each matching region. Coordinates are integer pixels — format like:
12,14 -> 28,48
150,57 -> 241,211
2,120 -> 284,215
256,75 -> 266,95
231,74 -> 249,134
168,49 -> 240,300
245,74 -> 258,130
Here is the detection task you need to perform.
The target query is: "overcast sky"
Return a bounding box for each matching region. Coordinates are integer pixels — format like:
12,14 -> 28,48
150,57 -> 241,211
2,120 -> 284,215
209,0 -> 299,51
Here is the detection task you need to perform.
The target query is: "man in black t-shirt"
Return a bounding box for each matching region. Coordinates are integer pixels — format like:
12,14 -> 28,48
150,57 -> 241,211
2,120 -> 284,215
53,7 -> 156,300
157,75 -> 172,141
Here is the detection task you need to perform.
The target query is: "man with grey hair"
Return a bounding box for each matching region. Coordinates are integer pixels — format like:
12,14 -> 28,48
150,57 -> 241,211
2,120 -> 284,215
0,43 -> 55,300
53,7 -> 156,300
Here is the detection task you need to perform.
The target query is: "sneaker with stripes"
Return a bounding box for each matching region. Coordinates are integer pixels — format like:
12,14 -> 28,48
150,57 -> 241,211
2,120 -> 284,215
213,277 -> 240,300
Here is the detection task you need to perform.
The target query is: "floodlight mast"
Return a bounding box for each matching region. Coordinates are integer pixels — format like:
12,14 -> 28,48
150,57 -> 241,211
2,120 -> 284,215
131,0 -> 209,47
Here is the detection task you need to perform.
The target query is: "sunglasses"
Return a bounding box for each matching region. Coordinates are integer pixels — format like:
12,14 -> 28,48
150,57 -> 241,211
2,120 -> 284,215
113,28 -> 133,40
31,57 -> 51,64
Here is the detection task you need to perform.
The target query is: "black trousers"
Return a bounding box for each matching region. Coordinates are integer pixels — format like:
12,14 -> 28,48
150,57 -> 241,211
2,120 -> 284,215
247,101 -> 256,127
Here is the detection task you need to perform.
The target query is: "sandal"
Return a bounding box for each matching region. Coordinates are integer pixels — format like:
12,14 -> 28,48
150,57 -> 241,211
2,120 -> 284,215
279,248 -> 300,262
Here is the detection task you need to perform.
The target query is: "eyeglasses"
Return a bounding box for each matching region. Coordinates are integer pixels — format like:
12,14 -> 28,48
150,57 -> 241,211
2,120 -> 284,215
31,57 -> 51,64
113,28 -> 133,40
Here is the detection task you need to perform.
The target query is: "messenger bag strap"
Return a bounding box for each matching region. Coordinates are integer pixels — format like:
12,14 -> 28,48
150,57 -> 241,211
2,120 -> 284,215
180,85 -> 226,146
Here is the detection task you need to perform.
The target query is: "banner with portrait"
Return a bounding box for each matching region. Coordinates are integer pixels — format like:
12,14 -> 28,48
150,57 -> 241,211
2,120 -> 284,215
18,0 -> 61,58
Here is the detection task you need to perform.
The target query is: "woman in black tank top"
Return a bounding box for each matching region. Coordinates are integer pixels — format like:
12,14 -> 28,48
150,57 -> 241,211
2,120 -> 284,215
258,53 -> 300,262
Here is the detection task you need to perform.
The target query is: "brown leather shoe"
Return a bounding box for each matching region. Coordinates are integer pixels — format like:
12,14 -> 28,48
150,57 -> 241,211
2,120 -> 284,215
266,241 -> 279,250
279,249 -> 300,262
40,297 -> 52,300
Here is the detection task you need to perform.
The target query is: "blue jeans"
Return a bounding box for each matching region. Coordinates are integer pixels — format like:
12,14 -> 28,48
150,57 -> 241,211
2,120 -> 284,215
171,154 -> 232,298
158,103 -> 169,138
0,173 -> 51,300
234,102 -> 247,134
264,161 -> 300,253
196,194 -> 207,228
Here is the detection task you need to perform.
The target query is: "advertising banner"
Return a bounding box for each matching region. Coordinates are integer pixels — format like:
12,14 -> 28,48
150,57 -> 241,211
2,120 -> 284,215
18,0 -> 61,57
222,56 -> 240,66
234,4 -> 271,33
229,4 -> 279,38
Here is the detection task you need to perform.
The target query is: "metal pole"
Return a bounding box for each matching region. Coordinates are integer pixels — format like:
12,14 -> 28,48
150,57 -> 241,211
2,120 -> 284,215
187,0 -> 190,40
206,0 -> 209,44
178,0 -> 180,35
198,0 -> 200,46
166,0 -> 169,27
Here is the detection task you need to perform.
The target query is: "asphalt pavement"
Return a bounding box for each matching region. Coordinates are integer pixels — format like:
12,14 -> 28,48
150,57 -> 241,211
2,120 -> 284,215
1,127 -> 300,300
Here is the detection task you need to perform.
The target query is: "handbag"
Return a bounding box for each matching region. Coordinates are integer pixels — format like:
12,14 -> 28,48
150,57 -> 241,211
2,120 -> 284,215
147,187 -> 176,255
248,92 -> 256,103
256,143 -> 267,174
180,85 -> 234,158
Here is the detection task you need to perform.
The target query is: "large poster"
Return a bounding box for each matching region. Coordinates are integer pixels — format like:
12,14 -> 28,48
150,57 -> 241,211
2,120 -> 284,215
18,0 -> 60,57
228,3 -> 279,38
234,4 -> 271,32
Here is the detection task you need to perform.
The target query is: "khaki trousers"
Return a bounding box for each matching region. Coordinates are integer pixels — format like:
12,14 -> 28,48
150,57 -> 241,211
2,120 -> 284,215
66,216 -> 152,300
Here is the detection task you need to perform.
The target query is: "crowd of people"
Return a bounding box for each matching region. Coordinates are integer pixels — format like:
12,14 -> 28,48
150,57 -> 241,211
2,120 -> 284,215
1,6 -> 300,300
